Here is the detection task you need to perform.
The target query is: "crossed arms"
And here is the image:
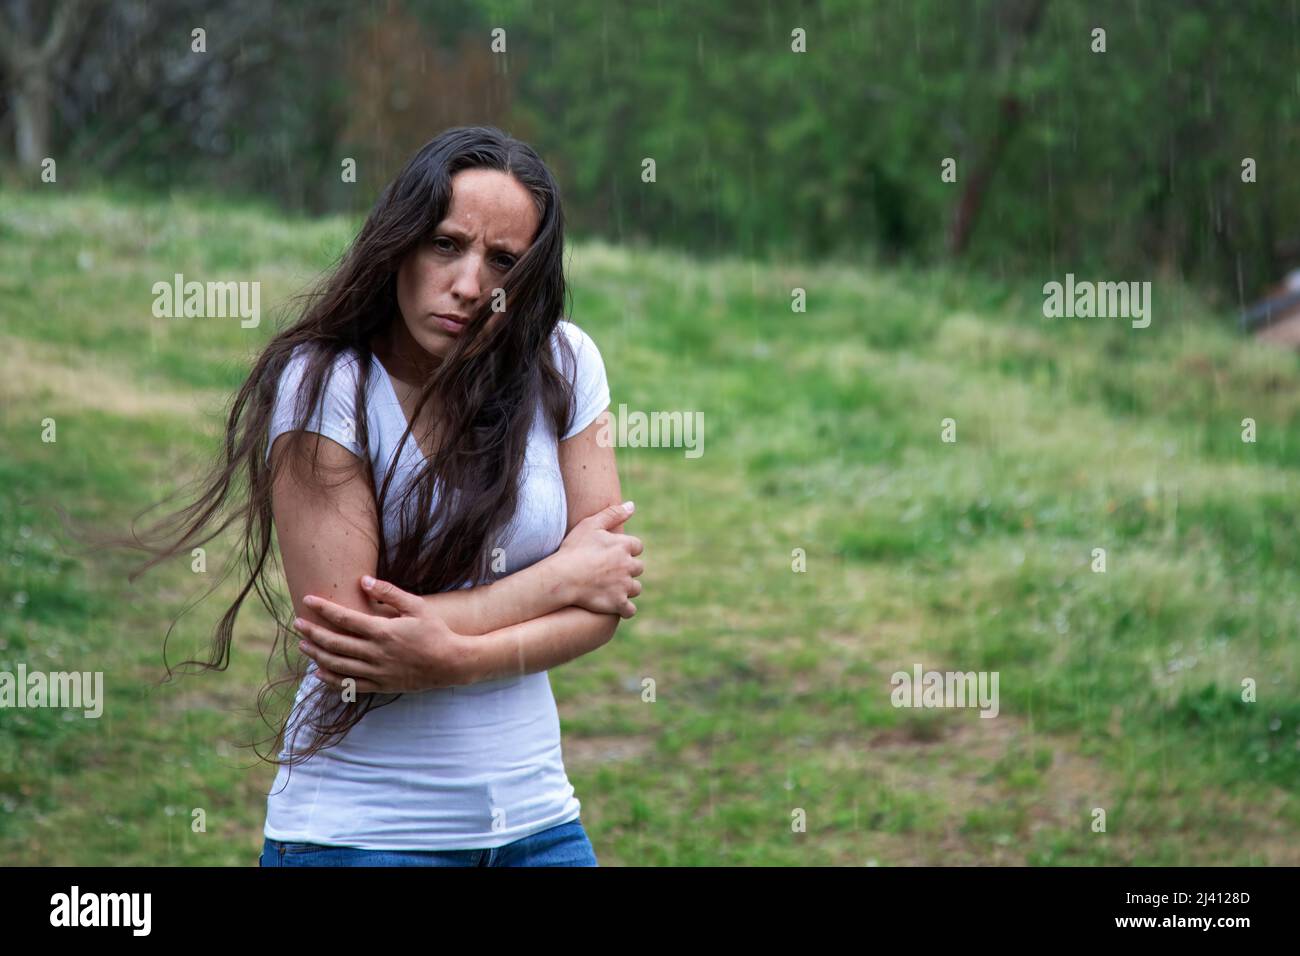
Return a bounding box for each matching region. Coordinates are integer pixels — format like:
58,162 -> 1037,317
269,408 -> 644,693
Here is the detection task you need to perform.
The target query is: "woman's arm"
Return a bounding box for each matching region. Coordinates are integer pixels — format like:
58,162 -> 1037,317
405,498 -> 641,633
459,605 -> 620,682
364,405 -> 639,637
559,409 -> 628,537
444,407 -> 635,680
271,430 -> 386,629
272,430 -> 463,691
296,407 -> 642,692
411,554 -> 574,636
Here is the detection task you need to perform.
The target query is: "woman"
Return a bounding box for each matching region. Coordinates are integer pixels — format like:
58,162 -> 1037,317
126,126 -> 645,866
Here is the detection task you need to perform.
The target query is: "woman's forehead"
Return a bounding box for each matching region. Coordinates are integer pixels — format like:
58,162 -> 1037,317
440,169 -> 539,250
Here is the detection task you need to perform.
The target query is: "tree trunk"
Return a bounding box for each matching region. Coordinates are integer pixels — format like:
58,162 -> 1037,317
945,0 -> 1049,257
0,0 -> 91,165
946,96 -> 1022,257
12,72 -> 52,165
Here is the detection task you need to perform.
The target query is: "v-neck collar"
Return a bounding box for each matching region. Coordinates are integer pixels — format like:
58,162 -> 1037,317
370,351 -> 432,462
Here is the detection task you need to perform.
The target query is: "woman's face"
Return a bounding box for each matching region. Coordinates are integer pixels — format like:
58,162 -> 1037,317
393,167 -> 541,366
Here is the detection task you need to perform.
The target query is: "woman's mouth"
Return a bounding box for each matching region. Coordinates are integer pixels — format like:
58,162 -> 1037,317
433,314 -> 467,334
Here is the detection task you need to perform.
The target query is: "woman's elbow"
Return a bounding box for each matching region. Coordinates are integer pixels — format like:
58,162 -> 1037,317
599,612 -> 623,646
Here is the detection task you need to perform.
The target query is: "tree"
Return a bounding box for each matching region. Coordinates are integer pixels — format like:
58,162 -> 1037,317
0,0 -> 95,166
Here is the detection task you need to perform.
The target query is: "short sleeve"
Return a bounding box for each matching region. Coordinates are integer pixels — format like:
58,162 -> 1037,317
265,344 -> 366,464
557,320 -> 611,441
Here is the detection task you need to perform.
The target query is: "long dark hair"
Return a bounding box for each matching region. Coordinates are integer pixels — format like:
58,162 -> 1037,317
117,126 -> 578,770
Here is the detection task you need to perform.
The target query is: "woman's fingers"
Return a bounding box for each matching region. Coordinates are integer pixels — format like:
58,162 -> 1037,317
294,617 -> 378,667
629,558 -> 644,577
303,595 -> 387,638
629,579 -> 643,598
301,638 -> 379,682
360,576 -> 424,615
623,535 -> 644,557
313,663 -> 381,695
368,598 -> 402,619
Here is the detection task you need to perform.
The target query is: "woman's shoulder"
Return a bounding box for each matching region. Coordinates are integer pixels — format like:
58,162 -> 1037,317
270,341 -> 373,420
551,318 -> 604,374
266,341 -> 374,463
275,341 -> 372,400
554,317 -> 586,340
551,318 -> 611,440
282,340 -> 367,376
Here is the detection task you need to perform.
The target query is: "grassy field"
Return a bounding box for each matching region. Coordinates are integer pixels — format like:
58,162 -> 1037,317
1,186 -> 1298,865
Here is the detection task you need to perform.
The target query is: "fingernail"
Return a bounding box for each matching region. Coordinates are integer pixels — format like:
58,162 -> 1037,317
362,575 -> 376,588
622,501 -> 634,513
293,617 -> 305,630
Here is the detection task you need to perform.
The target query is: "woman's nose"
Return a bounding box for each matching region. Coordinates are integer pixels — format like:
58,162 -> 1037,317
451,258 -> 483,299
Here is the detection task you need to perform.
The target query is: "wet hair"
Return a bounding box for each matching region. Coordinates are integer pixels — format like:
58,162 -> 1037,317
117,126 -> 578,770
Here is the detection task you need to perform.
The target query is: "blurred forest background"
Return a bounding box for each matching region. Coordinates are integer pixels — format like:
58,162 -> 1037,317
1,0 -> 1296,303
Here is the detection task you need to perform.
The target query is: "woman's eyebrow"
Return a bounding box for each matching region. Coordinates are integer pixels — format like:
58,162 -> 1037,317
437,225 -> 523,255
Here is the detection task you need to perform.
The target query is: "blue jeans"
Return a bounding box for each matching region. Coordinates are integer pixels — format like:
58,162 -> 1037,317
259,818 -> 597,867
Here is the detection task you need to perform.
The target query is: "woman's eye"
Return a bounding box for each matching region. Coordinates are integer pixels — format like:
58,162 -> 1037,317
495,257 -> 516,270
431,236 -> 456,251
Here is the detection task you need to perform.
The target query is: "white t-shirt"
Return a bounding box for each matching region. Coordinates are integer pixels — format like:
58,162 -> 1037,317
261,319 -> 610,850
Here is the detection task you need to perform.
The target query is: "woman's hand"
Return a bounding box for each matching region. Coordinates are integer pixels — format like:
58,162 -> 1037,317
552,501 -> 645,618
293,575 -> 470,694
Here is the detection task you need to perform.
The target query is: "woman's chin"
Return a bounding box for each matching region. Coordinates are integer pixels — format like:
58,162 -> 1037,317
410,330 -> 451,360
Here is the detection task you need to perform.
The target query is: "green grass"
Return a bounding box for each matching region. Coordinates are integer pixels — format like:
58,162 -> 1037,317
1,186 -> 1298,865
